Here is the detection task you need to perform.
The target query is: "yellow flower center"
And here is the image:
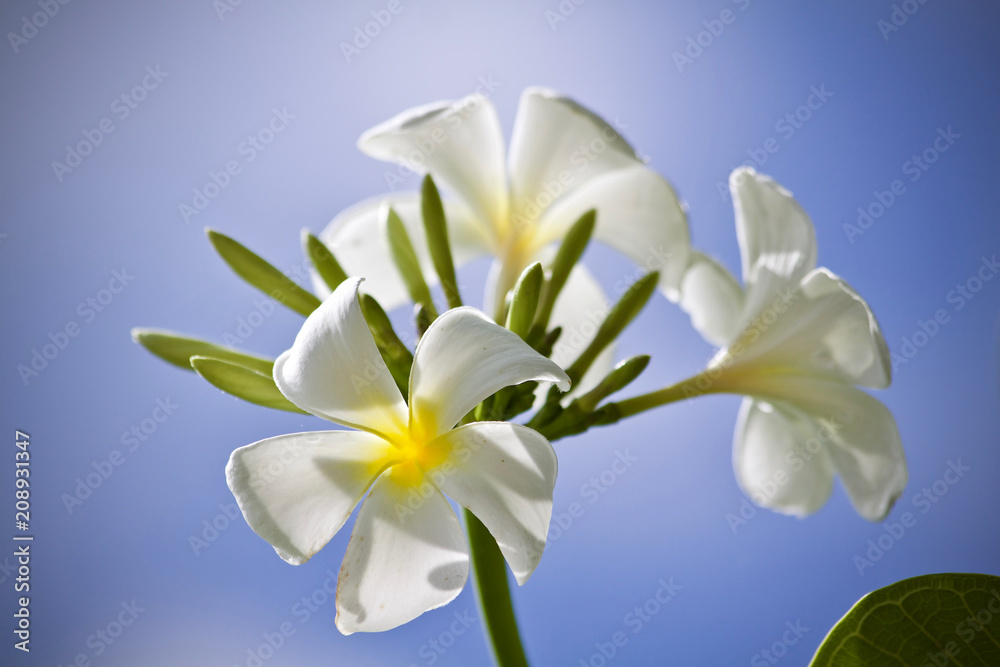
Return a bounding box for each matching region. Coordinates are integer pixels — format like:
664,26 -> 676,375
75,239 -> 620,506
382,410 -> 452,488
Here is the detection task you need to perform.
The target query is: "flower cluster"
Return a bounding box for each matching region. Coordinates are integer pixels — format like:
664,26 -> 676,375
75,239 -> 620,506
133,86 -> 906,639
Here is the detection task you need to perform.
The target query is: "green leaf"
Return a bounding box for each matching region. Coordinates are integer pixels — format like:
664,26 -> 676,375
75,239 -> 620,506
565,271 -> 658,386
421,175 -> 462,309
206,228 -> 321,316
190,356 -> 305,414
302,230 -> 348,292
531,210 -> 596,341
505,262 -> 543,340
131,328 -> 273,374
386,206 -> 438,319
810,572 -> 1000,666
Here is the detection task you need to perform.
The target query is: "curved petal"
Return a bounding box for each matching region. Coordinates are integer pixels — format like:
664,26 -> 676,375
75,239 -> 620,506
508,88 -> 641,227
533,165 -> 691,301
315,192 -> 493,307
358,95 -> 508,236
726,374 -> 907,522
335,472 -> 468,634
409,307 -> 571,438
274,278 -> 409,440
732,398 -> 835,517
730,167 -> 817,324
792,382 -> 906,522
715,268 -> 891,389
430,422 -> 556,585
679,251 -> 744,347
548,263 -> 616,399
226,430 -> 396,565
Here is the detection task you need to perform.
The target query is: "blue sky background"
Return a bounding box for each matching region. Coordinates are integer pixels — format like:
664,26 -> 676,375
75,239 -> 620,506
2,1 -> 998,665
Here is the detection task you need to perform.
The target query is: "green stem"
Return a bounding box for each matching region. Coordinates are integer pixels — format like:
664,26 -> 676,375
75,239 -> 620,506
465,509 -> 529,667
594,373 -> 713,426
461,371 -> 721,666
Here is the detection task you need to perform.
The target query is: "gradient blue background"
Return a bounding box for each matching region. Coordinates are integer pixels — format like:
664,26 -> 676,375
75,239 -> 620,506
2,1 -> 999,665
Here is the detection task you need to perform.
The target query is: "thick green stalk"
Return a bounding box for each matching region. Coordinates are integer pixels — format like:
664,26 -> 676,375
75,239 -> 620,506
465,509 -> 529,667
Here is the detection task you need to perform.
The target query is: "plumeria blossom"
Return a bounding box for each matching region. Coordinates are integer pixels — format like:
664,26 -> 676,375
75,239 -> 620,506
317,87 -> 690,392
678,167 -> 907,521
226,278 -> 570,634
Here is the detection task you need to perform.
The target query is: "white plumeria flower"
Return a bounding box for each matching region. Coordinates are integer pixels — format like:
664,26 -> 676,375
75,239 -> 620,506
317,87 -> 690,393
226,278 -> 570,634
678,167 -> 907,521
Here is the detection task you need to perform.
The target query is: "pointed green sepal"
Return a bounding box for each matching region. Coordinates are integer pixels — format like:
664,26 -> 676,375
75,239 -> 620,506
535,326 -> 562,358
530,210 -> 596,341
131,328 -> 274,374
414,302 -> 434,338
386,207 -> 438,319
575,355 -> 650,413
565,271 -> 658,386
360,294 -> 412,397
206,228 -> 321,316
421,175 -> 462,309
302,230 -> 348,292
190,356 -> 306,414
505,262 -> 543,340
539,355 -> 650,438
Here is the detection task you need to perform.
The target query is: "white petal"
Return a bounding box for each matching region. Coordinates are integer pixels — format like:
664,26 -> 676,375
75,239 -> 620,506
358,95 -> 508,236
508,88 -> 640,226
548,263 -> 616,398
733,398 -> 834,517
727,374 -> 907,522
730,167 -> 817,323
335,472 -> 468,634
679,251 -> 744,347
273,278 -> 409,440
431,422 -> 557,585
534,165 -> 691,301
716,268 -> 891,389
409,307 -> 571,438
316,192 -> 493,306
226,430 -> 396,565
